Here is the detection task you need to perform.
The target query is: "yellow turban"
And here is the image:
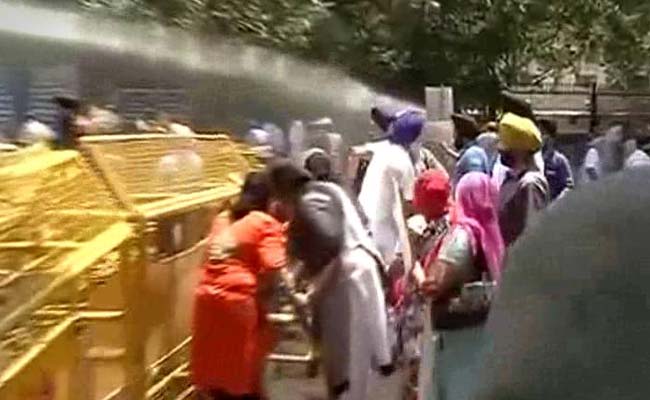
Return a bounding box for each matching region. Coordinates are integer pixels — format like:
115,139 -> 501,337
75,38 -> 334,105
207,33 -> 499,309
498,113 -> 542,152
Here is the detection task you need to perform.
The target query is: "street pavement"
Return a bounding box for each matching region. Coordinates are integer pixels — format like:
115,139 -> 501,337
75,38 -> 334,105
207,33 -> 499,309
267,362 -> 405,400
265,306 -> 406,399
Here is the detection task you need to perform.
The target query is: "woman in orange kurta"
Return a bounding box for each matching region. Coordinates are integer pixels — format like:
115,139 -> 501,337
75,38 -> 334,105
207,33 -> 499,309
192,172 -> 286,400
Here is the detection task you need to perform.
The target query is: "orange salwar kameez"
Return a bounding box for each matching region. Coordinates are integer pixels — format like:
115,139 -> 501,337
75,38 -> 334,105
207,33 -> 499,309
191,211 -> 286,396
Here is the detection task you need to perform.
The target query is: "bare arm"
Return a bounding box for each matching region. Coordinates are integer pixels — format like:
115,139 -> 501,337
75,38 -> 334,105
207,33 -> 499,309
420,228 -> 475,302
421,260 -> 469,302
442,143 -> 460,160
429,155 -> 449,176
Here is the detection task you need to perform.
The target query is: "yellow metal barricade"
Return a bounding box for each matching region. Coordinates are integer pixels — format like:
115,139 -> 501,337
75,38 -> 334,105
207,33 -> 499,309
0,146 -> 142,400
0,133 -> 313,400
80,133 -> 250,400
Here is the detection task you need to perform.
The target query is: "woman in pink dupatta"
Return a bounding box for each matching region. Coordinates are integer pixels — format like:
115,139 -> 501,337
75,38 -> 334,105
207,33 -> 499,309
422,171 -> 505,303
420,172 -> 504,400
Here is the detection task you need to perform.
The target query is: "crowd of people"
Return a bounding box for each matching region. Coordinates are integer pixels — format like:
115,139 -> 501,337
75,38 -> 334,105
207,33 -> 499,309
0,95 -> 199,150
189,88 -> 650,400
6,90 -> 649,399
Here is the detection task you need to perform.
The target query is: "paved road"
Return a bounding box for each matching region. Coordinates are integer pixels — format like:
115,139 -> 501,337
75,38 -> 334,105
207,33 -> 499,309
266,362 -> 406,400
265,308 -> 406,400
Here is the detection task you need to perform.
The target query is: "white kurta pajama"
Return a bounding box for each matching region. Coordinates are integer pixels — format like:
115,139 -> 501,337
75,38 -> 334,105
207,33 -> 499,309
309,183 -> 392,400
359,141 -> 416,267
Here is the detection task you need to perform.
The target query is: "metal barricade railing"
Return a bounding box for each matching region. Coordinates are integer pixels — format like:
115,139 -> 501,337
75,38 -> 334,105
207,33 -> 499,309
0,134 -> 312,400
81,133 -> 249,199
80,133 -> 251,400
0,146 -> 142,400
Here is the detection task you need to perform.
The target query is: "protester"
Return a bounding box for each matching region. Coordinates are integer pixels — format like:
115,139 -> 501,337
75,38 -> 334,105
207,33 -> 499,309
455,146 -> 490,186
359,110 -> 424,266
168,118 -> 195,136
494,151 -> 547,190
497,113 -> 549,247
309,118 -> 344,176
400,169 -> 455,398
539,119 -> 574,200
623,137 -> 650,169
412,169 -> 454,262
419,172 -> 505,400
469,167 -> 650,400
492,92 -> 546,189
16,114 -> 55,145
475,122 -> 499,172
268,161 -> 392,400
246,121 -> 283,159
369,106 -> 439,174
346,106 -> 395,194
53,95 -> 81,149
84,105 -> 122,134
422,172 -> 505,294
581,141 -> 601,183
581,124 -> 626,183
191,172 -> 286,400
306,148 -> 371,231
303,148 -> 334,181
134,118 -> 151,132
451,113 -> 490,187
246,122 -> 271,147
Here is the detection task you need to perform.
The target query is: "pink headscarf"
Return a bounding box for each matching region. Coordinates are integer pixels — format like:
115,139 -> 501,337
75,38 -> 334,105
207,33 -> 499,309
455,172 -> 505,282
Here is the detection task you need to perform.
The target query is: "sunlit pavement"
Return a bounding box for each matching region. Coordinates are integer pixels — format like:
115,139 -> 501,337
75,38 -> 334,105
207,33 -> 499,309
265,321 -> 406,399
267,363 -> 405,400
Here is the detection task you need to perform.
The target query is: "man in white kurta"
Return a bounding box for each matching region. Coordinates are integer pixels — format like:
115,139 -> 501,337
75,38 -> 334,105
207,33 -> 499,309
358,110 -> 425,269
284,170 -> 392,400
358,139 -> 416,267
309,182 -> 392,400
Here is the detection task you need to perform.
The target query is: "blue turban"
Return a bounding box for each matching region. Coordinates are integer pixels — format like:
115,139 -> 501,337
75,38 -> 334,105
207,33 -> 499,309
388,110 -> 425,146
454,145 -> 490,186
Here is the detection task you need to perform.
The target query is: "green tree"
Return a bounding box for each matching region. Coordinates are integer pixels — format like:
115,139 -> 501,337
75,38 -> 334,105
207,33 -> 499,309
75,0 -> 650,104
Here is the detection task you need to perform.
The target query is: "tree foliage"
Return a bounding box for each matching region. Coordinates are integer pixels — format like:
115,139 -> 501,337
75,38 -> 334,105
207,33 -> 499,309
75,0 -> 650,104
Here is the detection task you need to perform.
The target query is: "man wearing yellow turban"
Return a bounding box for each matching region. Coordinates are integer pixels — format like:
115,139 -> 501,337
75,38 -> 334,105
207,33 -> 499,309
497,113 -> 550,247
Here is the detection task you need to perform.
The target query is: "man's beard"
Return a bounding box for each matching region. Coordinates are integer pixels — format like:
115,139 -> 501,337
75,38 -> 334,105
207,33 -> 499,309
500,151 -> 516,168
454,136 -> 465,150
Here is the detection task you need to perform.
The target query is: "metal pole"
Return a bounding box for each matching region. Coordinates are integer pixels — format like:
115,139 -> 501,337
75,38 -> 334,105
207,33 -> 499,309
589,82 -> 598,133
121,224 -> 150,400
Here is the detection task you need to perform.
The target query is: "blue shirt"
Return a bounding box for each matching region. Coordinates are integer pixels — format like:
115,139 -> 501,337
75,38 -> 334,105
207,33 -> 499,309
543,149 -> 573,200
